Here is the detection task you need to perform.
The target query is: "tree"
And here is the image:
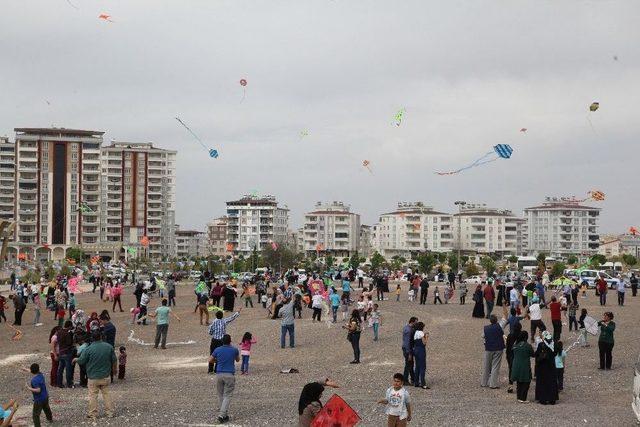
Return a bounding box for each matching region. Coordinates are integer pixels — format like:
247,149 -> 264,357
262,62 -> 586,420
437,252 -> 447,263
370,252 -> 386,271
622,254 -> 638,268
536,252 -> 547,266
325,255 -> 335,269
416,252 -> 436,276
66,247 -> 85,263
480,256 -> 496,276
390,255 -> 405,271
567,255 -> 578,266
447,253 -> 459,271
465,261 -> 479,276
507,255 -> 518,265
349,252 -> 361,270
550,262 -> 566,279
262,243 -> 297,272
590,254 -> 606,269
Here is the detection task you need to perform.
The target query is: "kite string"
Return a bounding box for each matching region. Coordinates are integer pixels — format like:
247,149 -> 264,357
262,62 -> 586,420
175,117 -> 208,151
436,150 -> 495,175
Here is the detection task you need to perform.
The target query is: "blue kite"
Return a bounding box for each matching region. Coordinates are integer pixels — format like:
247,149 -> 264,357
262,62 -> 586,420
436,144 -> 513,175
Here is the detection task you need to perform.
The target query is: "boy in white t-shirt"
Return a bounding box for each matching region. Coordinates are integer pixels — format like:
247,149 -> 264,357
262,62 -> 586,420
377,373 -> 412,426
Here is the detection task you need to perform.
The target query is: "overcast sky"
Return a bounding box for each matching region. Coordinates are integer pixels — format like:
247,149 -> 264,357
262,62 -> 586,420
1,1 -> 638,233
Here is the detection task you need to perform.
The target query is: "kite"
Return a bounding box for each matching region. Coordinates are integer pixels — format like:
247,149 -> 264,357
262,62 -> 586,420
586,102 -> 599,134
436,144 -> 513,175
311,394 -> 361,427
98,13 -> 114,22
315,243 -> 324,252
7,324 -> 23,341
583,315 -> 599,336
589,102 -> 599,112
520,128 -> 527,133
393,108 -> 406,127
239,78 -> 248,103
127,247 -> 137,256
576,190 -> 605,203
362,160 -> 373,174
207,305 -> 224,313
226,243 -> 234,252
140,236 -> 149,247
271,241 -> 278,251
613,55 -> 619,61
175,117 -> 219,159
299,130 -> 309,141
77,202 -> 93,213
630,227 -> 638,236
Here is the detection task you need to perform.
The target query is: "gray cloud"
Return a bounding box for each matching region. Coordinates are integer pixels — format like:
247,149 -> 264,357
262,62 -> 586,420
1,0 -> 638,233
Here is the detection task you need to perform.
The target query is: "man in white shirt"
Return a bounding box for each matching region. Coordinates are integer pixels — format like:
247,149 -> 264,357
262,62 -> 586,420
617,279 -> 626,306
509,287 -> 520,310
139,290 -> 150,325
526,298 -> 545,342
357,269 -> 365,289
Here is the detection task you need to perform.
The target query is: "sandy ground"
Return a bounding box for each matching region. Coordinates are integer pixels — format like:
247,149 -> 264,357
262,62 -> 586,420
1,280 -> 638,426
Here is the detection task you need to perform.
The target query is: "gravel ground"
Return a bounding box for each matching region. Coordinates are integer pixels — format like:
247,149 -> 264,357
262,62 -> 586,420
1,280 -> 638,426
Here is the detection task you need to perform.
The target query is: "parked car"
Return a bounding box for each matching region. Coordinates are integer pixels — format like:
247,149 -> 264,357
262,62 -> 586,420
465,275 -> 483,285
577,270 -> 622,289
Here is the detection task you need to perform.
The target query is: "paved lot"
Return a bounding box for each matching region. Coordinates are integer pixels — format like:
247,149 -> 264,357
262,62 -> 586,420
1,281 -> 637,426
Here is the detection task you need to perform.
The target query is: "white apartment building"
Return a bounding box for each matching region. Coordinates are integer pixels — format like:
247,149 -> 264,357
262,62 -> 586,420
302,201 -> 361,257
0,137 -> 15,223
523,197 -> 600,257
12,128 -> 104,262
359,225 -> 373,258
372,202 -> 454,258
100,142 -> 177,260
226,194 -> 289,255
206,216 -> 228,258
453,204 -> 523,255
175,228 -> 207,258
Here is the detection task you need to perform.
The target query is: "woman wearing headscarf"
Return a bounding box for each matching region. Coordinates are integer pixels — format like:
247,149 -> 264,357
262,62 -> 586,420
298,378 -> 340,426
343,309 -> 362,364
505,322 -> 522,394
222,283 -> 237,312
472,285 -> 485,318
598,311 -> 616,370
534,331 -> 559,404
510,330 -> 534,402
413,321 -> 430,389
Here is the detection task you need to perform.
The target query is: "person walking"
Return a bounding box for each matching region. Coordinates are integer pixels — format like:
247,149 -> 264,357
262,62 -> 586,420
616,279 -> 626,306
631,273 -> 638,297
525,297 -> 546,342
481,314 -> 505,389
111,283 -> 123,312
402,317 -> 417,386
207,309 -> 241,374
279,297 -> 295,348
597,311 -> 616,370
208,334 -> 240,424
483,282 -> 495,319
596,276 -> 608,306
74,331 -> 117,420
458,281 -> 467,305
419,276 -> 429,305
472,285 -> 485,318
344,309 -> 362,364
413,322 -> 429,389
145,299 -> 181,349
534,331 -> 558,405
548,296 -> 563,343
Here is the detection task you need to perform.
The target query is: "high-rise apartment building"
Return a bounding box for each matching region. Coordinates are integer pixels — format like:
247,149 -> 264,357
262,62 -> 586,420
206,216 -> 228,257
0,137 -> 15,222
302,202 -> 361,257
226,194 -> 289,255
453,204 -> 523,255
372,202 -> 454,258
523,197 -> 600,257
14,128 -> 103,261
100,142 -> 176,260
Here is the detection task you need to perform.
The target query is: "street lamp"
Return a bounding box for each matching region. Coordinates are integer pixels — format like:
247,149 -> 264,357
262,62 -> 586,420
454,201 -> 467,274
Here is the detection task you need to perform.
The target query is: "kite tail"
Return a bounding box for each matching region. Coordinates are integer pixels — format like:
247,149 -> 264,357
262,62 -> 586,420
175,117 -> 209,151
586,114 -> 598,136
435,150 -> 495,175
240,88 -> 246,104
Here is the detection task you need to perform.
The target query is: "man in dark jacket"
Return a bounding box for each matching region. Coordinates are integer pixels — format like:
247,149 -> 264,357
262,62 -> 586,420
481,314 -> 505,389
419,276 -> 430,305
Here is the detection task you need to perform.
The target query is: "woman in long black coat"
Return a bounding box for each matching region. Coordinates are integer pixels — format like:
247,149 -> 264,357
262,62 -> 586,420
472,285 -> 485,318
534,331 -> 559,404
222,284 -> 237,312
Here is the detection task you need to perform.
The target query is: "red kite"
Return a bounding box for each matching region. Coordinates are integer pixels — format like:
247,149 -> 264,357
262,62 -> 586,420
311,394 -> 361,427
98,13 -> 114,22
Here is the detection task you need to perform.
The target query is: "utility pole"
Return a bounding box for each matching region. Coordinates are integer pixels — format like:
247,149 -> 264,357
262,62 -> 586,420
454,201 -> 467,274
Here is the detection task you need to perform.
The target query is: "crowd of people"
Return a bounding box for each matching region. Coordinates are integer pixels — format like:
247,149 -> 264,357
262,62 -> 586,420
0,264 -> 631,425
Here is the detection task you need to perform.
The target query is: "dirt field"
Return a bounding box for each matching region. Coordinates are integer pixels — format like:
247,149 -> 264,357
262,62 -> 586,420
1,281 -> 638,426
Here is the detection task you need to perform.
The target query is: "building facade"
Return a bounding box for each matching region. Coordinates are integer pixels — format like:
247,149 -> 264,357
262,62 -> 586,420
453,204 -> 523,255
100,142 -> 176,260
226,195 -> 289,255
523,197 -> 600,257
358,225 -> 373,258
372,202 -> 454,258
175,229 -> 207,259
12,128 -> 104,261
206,216 -> 228,258
0,137 -> 15,223
302,202 -> 361,257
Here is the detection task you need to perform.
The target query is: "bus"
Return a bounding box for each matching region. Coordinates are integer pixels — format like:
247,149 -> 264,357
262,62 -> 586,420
517,256 -> 557,273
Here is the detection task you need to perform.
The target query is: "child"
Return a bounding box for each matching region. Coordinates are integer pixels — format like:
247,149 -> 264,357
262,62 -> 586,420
261,293 -> 268,309
341,293 -> 350,321
0,399 -> 18,426
118,346 -> 127,380
578,308 -> 589,347
433,286 -> 443,304
130,306 -> 141,325
407,288 -> 415,302
567,301 -> 578,331
68,293 -> 77,318
395,284 -> 401,302
26,363 -> 53,426
239,332 -> 257,374
370,304 -> 381,341
33,292 -> 42,326
554,341 -> 567,391
444,285 -> 452,304
581,282 -> 587,298
377,373 -> 412,427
